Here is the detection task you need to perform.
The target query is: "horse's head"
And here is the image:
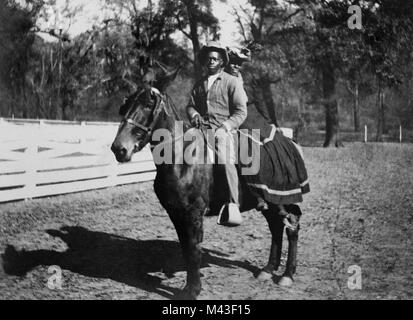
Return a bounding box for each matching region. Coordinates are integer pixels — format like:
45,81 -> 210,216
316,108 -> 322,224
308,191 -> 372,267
111,87 -> 165,162
111,64 -> 181,163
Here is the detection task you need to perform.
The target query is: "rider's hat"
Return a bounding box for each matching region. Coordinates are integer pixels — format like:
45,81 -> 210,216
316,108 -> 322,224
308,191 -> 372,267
199,41 -> 229,66
227,47 -> 252,63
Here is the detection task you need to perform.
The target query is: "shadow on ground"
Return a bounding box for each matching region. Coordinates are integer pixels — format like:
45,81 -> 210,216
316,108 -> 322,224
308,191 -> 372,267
1,226 -> 260,299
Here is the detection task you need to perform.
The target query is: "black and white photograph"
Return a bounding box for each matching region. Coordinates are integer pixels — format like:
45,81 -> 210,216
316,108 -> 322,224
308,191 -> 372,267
0,0 -> 412,303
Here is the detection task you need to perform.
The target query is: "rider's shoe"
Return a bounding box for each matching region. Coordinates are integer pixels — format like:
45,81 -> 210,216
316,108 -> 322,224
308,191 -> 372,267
217,203 -> 242,227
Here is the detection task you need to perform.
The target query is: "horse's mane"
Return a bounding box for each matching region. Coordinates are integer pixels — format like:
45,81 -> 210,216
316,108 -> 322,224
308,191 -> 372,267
163,93 -> 191,132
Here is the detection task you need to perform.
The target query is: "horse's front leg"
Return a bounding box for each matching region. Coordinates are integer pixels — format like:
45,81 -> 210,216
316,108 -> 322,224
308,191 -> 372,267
169,209 -> 204,300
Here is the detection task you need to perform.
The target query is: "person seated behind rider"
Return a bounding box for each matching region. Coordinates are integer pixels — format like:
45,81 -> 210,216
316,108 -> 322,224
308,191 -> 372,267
186,41 -> 248,226
225,46 -> 251,84
225,46 -> 302,229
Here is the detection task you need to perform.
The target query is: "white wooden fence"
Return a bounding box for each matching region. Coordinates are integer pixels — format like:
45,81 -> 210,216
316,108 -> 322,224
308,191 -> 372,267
0,118 -> 156,203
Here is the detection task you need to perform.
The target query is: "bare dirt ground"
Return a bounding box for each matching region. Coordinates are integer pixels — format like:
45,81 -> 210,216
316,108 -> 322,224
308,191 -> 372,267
0,142 -> 412,300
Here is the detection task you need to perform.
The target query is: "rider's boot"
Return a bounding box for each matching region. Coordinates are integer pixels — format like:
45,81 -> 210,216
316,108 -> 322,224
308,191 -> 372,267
217,163 -> 242,226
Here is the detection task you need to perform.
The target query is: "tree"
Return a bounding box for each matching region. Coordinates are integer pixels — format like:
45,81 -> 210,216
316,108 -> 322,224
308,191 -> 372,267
0,0 -> 43,117
302,0 -> 413,143
360,0 -> 413,141
238,0 -> 412,146
163,0 -> 221,79
233,0 -> 305,131
298,0 -> 355,147
104,0 -> 220,80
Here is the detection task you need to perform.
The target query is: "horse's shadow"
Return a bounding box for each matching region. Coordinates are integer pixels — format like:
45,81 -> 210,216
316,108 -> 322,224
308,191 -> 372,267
1,226 -> 260,299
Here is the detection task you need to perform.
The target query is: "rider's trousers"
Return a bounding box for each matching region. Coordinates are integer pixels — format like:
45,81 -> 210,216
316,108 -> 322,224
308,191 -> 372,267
214,129 -> 239,205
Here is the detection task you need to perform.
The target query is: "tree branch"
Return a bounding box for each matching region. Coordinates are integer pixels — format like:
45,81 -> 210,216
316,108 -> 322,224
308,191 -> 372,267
232,7 -> 248,42
268,77 -> 282,84
266,8 -> 304,35
175,13 -> 191,39
32,26 -> 71,42
284,8 -> 303,22
346,80 -> 355,95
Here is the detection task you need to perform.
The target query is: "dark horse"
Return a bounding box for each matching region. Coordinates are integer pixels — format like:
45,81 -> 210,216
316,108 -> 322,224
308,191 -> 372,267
111,82 -> 303,300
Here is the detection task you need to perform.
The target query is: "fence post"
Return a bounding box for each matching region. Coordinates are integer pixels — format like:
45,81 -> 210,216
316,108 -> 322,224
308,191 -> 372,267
364,125 -> 367,143
108,126 -> 117,188
22,138 -> 37,200
106,157 -> 118,188
399,125 -> 402,143
79,121 -> 86,144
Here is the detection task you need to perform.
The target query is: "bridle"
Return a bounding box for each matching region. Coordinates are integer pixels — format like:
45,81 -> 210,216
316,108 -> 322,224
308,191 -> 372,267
120,87 -> 165,150
122,118 -> 153,135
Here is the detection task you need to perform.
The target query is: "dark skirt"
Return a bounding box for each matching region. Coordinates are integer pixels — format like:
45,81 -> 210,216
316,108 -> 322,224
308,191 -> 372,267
243,131 -> 310,205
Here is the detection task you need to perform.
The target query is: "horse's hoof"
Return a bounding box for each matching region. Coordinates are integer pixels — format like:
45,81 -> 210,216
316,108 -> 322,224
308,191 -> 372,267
278,276 -> 293,287
176,290 -> 196,300
179,284 -> 200,300
257,271 -> 272,281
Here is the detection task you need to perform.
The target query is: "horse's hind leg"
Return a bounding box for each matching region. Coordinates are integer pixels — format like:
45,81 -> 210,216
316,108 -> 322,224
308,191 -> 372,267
279,204 -> 302,287
257,206 -> 284,281
168,209 -> 203,300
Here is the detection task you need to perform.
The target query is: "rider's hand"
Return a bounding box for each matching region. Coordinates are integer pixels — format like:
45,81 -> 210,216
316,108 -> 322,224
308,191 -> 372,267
190,114 -> 201,128
214,126 -> 228,138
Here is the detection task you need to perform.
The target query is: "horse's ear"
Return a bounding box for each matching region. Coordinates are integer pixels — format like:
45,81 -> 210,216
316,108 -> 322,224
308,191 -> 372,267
119,92 -> 137,116
119,102 -> 128,116
141,67 -> 156,90
154,65 -> 182,93
119,98 -> 130,117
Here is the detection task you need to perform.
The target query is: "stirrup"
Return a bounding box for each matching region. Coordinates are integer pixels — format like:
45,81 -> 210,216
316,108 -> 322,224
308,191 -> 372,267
217,203 -> 242,227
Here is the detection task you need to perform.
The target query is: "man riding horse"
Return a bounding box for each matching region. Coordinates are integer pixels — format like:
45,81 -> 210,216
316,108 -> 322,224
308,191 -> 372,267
187,41 -> 248,226
111,41 -> 309,299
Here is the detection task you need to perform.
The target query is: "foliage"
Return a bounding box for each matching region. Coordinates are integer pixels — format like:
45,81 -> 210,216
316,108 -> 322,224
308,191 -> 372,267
0,0 -> 412,135
0,0 -> 43,116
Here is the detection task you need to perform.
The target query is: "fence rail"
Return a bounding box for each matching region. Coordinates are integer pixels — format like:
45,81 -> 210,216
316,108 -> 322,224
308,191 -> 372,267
0,118 -> 156,203
0,118 -> 297,203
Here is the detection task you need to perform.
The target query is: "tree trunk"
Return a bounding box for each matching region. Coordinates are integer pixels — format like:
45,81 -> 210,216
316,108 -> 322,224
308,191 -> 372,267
184,0 -> 202,81
280,96 -> 285,123
353,82 -> 360,132
382,92 -> 388,134
61,94 -> 70,120
322,59 -> 342,147
261,77 -> 278,126
375,83 -> 385,142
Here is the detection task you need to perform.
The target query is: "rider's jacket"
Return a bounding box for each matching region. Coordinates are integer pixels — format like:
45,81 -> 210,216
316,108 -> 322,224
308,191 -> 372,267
186,70 -> 248,130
